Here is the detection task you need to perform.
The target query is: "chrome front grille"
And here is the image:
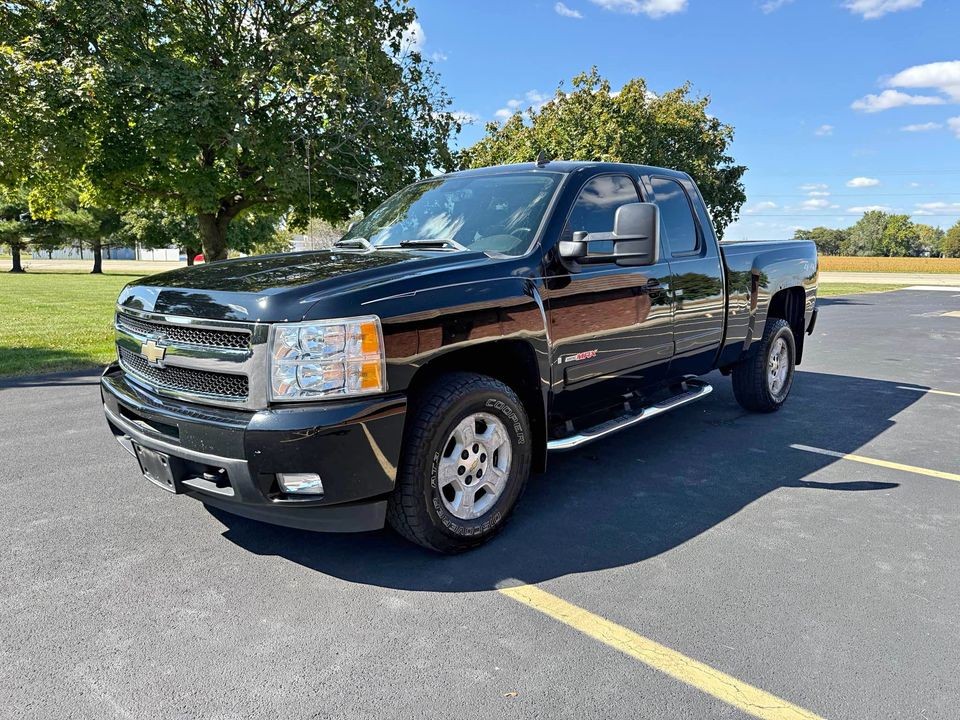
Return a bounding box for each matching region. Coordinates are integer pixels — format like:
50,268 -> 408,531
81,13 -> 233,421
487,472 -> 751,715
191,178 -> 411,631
115,308 -> 268,409
118,348 -> 249,399
117,313 -> 251,350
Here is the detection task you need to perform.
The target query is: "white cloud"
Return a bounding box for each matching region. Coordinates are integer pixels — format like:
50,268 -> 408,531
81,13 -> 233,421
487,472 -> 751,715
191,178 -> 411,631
851,89 -> 945,112
814,124 -> 834,136
525,90 -> 551,107
949,116 -> 960,138
589,0 -> 687,18
901,121 -> 943,132
843,0 -> 923,19
430,51 -> 448,62
846,176 -> 881,187
799,183 -> 829,192
887,60 -> 960,100
400,19 -> 425,53
494,90 -> 553,121
745,201 -> 778,214
909,182 -> 921,187
451,111 -> 481,125
915,201 -> 960,211
848,205 -> 893,213
807,190 -> 831,197
801,198 -> 832,209
555,2 -> 584,18
761,0 -> 794,12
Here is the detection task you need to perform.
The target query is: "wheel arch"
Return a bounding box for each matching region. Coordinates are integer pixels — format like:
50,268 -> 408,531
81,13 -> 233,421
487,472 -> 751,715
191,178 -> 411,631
405,339 -> 549,473
766,286 -> 806,364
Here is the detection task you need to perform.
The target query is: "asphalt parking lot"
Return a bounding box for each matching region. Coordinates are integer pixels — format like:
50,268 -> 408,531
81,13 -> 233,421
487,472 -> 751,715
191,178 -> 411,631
2,287 -> 959,720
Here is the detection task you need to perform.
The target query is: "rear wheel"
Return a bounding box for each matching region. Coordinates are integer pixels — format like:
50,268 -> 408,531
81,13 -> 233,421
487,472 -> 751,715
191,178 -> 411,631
732,317 -> 796,412
387,372 -> 531,553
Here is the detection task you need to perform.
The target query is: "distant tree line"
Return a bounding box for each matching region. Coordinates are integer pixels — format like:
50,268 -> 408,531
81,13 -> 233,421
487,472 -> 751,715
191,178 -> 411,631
0,187 -> 292,273
794,211 -> 960,258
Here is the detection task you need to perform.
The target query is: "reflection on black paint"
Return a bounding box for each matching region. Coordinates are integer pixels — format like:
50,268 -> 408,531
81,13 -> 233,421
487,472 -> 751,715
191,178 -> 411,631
141,251 -> 416,293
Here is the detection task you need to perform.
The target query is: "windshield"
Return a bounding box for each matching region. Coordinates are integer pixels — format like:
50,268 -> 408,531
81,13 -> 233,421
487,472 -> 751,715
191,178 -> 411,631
342,171 -> 562,256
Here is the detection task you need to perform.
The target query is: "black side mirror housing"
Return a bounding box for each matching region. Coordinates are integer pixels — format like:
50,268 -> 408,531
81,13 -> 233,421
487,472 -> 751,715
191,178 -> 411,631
558,203 -> 660,270
612,202 -> 659,266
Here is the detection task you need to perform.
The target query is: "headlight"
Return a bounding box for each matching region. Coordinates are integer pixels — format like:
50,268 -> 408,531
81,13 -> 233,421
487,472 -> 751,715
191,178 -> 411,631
269,316 -> 386,401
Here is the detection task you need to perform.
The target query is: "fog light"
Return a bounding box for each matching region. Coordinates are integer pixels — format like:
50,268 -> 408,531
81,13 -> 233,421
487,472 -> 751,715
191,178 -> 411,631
277,473 -> 324,495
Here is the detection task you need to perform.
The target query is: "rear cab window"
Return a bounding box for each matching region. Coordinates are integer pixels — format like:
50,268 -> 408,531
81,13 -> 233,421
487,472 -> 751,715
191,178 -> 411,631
650,176 -> 700,255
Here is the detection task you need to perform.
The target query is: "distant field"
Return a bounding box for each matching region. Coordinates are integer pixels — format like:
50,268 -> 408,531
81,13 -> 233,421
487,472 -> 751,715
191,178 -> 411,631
819,256 -> 960,273
0,273 -> 136,376
12,257 -> 185,275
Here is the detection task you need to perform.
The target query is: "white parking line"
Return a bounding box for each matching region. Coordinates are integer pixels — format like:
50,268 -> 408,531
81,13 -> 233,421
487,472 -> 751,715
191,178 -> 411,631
903,285 -> 960,292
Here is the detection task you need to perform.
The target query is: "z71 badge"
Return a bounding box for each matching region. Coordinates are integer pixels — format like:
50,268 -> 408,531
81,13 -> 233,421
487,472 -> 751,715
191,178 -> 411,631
560,349 -> 598,364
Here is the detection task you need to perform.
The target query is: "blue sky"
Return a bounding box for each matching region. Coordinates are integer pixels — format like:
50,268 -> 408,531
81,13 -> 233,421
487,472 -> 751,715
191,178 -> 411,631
410,0 -> 960,239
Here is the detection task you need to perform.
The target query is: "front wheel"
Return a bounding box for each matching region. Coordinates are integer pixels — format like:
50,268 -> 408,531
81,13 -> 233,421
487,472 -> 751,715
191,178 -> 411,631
732,317 -> 796,412
386,372 -> 531,553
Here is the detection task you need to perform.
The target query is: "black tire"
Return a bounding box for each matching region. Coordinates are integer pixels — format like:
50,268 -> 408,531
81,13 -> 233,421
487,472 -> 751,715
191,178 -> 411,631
386,372 -> 532,553
732,318 -> 796,413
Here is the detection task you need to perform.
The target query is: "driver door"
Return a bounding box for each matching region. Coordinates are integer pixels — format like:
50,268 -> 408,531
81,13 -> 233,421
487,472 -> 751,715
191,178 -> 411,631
544,173 -> 675,416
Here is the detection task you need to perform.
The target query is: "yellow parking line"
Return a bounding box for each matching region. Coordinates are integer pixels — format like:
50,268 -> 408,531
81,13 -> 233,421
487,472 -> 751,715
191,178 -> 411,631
897,385 -> 960,398
791,444 -> 960,482
498,583 -> 825,720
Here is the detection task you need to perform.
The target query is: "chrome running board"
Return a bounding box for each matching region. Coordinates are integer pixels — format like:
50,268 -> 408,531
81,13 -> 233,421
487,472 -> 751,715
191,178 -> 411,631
547,378 -> 713,452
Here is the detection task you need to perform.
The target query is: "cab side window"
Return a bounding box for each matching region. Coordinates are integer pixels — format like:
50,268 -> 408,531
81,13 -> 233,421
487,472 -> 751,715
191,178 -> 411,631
651,177 -> 699,254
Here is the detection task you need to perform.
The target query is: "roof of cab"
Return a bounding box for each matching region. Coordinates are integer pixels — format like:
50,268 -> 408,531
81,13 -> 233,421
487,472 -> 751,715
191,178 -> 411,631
443,161 -> 691,181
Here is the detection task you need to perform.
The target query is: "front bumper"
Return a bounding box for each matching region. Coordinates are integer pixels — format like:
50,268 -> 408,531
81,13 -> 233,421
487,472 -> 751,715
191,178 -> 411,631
101,364 -> 406,532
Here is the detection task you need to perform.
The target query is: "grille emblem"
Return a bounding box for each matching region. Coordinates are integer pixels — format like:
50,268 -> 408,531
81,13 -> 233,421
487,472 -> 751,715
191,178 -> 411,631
140,337 -> 167,367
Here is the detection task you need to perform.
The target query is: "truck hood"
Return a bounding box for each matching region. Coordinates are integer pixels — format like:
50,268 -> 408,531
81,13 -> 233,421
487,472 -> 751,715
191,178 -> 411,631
117,249 -> 492,322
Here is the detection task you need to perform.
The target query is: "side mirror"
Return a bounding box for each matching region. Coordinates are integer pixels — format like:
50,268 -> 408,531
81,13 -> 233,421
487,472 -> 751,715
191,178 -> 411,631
558,203 -> 660,270
612,202 -> 659,266
558,231 -> 590,261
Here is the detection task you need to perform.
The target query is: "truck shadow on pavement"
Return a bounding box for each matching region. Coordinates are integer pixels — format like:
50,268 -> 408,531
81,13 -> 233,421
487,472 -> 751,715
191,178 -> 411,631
210,370 -> 916,592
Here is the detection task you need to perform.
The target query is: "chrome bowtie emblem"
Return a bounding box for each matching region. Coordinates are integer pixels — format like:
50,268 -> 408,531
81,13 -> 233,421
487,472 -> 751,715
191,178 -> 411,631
140,337 -> 167,367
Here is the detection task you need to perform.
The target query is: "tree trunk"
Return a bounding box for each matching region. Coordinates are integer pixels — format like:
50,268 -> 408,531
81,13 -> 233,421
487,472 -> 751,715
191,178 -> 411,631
184,245 -> 198,266
198,214 -> 229,261
9,242 -> 25,272
91,239 -> 103,274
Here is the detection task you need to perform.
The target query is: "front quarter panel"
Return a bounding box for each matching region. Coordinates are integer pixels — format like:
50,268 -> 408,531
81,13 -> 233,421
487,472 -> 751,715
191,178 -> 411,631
361,261 -> 552,394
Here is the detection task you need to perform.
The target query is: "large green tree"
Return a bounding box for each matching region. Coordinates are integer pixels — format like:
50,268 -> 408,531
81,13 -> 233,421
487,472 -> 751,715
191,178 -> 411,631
943,220 -> 960,258
0,189 -> 30,272
843,210 -> 888,256
916,223 -> 946,257
793,227 -> 848,255
879,214 -> 921,258
458,69 -> 747,236
1,0 -> 457,261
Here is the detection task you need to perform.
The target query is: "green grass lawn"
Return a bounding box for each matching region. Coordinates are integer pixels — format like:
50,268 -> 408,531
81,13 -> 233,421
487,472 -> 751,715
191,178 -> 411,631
0,272 -> 139,376
0,272 -> 910,378
817,282 -> 905,297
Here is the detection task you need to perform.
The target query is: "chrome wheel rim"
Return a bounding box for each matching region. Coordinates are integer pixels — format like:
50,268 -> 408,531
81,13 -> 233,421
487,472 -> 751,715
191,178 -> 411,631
768,336 -> 790,396
437,412 -> 512,520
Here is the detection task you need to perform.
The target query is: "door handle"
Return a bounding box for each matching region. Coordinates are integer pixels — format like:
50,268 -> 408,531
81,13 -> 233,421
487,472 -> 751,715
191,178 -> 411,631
643,279 -> 668,294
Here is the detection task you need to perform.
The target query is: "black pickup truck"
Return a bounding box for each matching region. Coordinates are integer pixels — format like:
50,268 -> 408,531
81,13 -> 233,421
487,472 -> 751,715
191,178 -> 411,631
101,161 -> 818,552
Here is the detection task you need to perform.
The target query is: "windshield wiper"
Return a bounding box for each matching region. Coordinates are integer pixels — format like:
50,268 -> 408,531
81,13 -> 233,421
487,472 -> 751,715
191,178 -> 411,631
333,237 -> 373,251
398,238 -> 468,252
